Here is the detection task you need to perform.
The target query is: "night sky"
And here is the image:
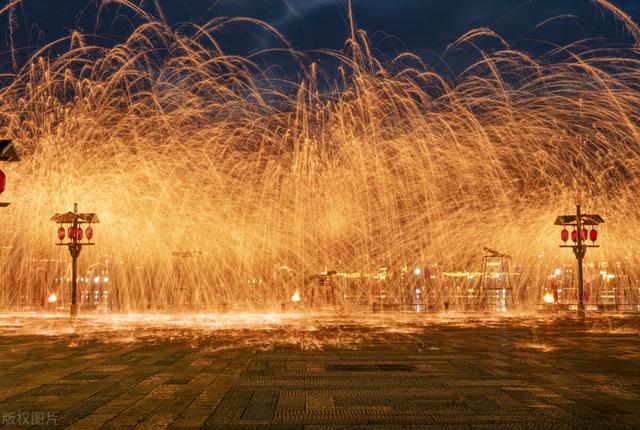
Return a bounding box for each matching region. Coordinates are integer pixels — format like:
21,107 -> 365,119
3,0 -> 640,75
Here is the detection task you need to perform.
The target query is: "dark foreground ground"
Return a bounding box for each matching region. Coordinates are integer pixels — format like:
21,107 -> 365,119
0,312 -> 638,429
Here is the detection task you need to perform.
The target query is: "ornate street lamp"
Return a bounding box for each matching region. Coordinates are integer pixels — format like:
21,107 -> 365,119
554,204 -> 603,317
51,203 -> 99,317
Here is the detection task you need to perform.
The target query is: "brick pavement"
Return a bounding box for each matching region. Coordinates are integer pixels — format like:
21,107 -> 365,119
0,313 -> 638,429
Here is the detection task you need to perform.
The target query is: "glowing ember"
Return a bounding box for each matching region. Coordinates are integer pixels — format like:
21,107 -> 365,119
47,294 -> 57,303
291,290 -> 301,303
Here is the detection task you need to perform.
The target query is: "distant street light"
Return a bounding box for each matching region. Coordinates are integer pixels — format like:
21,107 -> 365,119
51,203 -> 99,317
555,204 -> 604,317
0,139 -> 20,207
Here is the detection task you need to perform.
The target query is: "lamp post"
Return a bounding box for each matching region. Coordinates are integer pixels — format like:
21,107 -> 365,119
0,139 -> 20,207
51,203 -> 99,317
554,205 -> 603,317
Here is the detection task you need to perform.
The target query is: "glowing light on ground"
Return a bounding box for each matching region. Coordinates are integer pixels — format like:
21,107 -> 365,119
0,311 -> 634,350
291,290 -> 301,303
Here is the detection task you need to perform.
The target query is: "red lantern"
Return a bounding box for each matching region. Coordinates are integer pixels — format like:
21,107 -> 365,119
590,228 -> 598,242
561,229 -> 569,243
0,170 -> 5,194
67,226 -> 76,239
57,227 -> 65,241
76,227 -> 84,241
581,228 -> 588,241
86,226 -> 94,241
571,230 -> 578,243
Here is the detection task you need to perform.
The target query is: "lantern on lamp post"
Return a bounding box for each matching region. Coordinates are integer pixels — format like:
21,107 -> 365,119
51,203 -> 99,317
0,139 -> 20,207
554,205 -> 603,317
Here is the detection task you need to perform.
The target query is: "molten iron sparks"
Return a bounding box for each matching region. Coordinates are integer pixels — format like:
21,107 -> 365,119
0,2 -> 639,311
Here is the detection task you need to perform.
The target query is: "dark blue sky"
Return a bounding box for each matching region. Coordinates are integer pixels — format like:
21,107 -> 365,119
3,0 -> 640,73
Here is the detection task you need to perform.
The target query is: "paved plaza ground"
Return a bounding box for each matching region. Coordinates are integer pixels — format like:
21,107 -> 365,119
0,312 -> 638,429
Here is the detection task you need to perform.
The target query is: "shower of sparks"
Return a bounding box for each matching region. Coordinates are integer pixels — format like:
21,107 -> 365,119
1,1 -> 640,312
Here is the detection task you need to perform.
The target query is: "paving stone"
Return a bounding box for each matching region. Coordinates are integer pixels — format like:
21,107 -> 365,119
0,315 -> 638,429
